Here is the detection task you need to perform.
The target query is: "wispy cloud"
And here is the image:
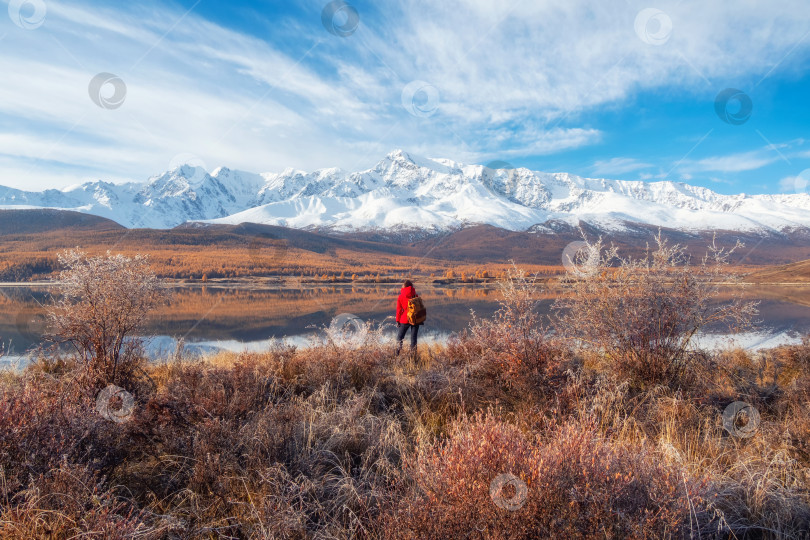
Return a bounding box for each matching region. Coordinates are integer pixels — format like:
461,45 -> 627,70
692,152 -> 780,173
779,175 -> 800,193
1,0 -> 809,190
779,165 -> 810,193
591,157 -> 652,176
682,140 -> 808,175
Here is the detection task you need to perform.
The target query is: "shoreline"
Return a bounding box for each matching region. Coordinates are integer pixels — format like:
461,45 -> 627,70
4,278 -> 810,288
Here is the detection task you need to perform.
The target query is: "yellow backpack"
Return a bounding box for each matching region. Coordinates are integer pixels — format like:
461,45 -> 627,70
407,296 -> 427,325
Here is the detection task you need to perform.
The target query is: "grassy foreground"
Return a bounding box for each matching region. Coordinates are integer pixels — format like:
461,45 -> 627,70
1,333 -> 809,539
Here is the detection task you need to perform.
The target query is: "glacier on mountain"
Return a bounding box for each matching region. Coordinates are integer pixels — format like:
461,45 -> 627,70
1,149 -> 809,233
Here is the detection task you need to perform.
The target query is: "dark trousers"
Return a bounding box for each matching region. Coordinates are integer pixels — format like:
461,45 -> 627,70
396,322 -> 419,354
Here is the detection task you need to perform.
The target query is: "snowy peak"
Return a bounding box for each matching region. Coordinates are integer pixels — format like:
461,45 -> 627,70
146,165 -> 210,194
1,149 -> 809,233
478,166 -> 553,208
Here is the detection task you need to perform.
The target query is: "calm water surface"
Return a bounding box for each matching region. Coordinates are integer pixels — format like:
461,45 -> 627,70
2,283 -> 810,366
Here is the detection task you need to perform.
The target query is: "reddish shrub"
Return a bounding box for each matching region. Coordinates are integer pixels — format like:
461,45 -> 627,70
448,263 -> 569,394
387,412 -> 706,539
554,233 -> 757,390
0,462 -> 160,539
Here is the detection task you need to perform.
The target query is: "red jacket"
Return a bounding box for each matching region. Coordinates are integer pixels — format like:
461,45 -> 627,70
396,285 -> 417,324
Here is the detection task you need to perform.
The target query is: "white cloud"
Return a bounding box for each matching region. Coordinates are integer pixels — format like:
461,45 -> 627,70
779,175 -> 804,193
780,167 -> 810,193
369,0 -> 810,117
680,141 -> 808,174
1,0 -> 810,189
692,152 -> 779,173
591,157 -> 653,176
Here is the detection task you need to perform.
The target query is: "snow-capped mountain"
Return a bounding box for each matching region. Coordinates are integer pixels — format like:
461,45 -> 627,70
2,149 -> 810,233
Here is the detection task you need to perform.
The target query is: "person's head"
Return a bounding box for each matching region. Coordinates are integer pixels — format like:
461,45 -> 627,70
403,279 -> 413,288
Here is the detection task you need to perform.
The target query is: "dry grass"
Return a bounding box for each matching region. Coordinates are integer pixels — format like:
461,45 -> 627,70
554,232 -> 759,391
1,334 -> 808,538
1,251 -> 810,538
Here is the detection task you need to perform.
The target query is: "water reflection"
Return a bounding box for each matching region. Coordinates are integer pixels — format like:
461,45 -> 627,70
3,283 -> 810,363
1,284 -> 503,358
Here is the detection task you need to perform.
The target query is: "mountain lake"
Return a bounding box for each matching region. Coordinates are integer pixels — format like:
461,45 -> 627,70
2,282 -> 810,369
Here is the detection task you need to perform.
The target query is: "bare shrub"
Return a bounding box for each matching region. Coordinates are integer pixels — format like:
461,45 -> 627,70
103,351 -> 408,537
0,371 -> 87,497
3,329 -> 809,537
448,262 -> 565,392
0,462 -> 160,538
554,232 -> 758,389
46,250 -> 170,384
387,411 -> 705,539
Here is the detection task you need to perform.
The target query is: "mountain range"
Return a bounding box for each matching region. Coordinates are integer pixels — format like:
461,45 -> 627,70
2,150 -> 810,233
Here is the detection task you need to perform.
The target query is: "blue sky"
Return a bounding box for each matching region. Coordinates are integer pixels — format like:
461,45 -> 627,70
1,0 -> 809,195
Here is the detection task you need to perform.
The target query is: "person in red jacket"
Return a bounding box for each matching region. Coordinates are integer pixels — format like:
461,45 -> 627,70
395,279 -> 420,356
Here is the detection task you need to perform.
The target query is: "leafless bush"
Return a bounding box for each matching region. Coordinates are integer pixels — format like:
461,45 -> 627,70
448,262 -> 564,392
0,462 -> 160,538
2,334 -> 809,537
321,314 -> 398,355
554,232 -> 759,389
387,411 -> 706,539
45,250 -> 170,384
